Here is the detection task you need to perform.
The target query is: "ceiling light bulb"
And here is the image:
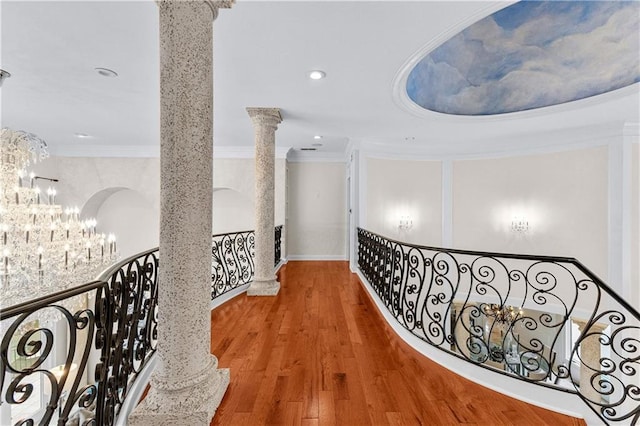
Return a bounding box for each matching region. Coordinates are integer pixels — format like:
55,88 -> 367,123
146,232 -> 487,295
308,70 -> 326,80
74,133 -> 92,139
313,135 -> 322,140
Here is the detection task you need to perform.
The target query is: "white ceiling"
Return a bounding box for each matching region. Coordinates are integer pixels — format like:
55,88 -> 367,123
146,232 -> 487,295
1,0 -> 638,159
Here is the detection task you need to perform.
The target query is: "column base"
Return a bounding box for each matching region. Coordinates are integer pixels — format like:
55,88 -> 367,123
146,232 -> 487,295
247,278 -> 280,296
128,358 -> 230,426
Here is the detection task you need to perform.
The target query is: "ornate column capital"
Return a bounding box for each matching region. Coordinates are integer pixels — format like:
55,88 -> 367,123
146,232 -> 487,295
246,107 -> 283,131
205,0 -> 235,19
573,319 -> 608,333
156,0 -> 234,19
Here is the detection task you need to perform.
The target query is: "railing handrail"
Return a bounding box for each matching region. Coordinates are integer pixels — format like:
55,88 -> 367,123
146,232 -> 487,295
359,227 -> 640,321
96,246 -> 159,282
356,227 -> 640,425
212,224 -> 283,239
2,225 -> 286,315
0,279 -> 105,320
1,226 -> 284,425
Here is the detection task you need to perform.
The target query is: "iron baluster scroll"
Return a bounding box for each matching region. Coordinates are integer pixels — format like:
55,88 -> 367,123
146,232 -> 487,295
210,226 -> 284,299
0,248 -> 159,426
274,225 -> 283,267
0,282 -> 106,425
357,228 -> 640,425
95,248 -> 158,424
1,227 -> 284,424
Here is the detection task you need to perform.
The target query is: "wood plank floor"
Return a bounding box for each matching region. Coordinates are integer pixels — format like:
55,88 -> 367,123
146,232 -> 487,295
210,261 -> 586,426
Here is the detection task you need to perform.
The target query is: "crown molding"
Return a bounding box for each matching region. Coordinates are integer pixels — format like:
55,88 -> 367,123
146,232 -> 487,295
286,149 -> 348,163
354,122 -> 627,162
47,144 -> 292,159
214,145 -> 291,159
47,144 -> 160,158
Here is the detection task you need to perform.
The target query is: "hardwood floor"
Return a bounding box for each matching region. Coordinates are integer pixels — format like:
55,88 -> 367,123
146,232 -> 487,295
210,261 -> 586,426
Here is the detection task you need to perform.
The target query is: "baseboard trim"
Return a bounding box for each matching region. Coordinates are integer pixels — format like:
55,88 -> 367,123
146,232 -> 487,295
287,255 -> 348,261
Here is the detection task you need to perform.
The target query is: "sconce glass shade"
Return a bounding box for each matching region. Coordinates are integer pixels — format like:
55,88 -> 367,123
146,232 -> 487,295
511,217 -> 529,233
399,215 -> 413,230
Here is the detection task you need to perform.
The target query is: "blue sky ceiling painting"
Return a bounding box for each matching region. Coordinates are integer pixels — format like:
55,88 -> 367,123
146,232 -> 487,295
406,1 -> 640,116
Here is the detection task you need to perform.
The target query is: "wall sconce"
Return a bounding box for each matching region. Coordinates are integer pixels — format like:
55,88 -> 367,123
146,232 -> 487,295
511,216 -> 529,233
399,215 -> 413,231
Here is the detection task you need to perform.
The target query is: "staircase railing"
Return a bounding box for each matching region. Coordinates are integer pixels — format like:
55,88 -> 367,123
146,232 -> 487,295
0,226 -> 283,425
357,228 -> 639,426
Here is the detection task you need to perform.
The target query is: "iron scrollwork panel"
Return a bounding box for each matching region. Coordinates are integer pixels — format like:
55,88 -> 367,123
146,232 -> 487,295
210,226 -> 283,300
357,227 -> 640,425
97,250 -> 159,423
211,230 -> 255,299
1,282 -> 105,426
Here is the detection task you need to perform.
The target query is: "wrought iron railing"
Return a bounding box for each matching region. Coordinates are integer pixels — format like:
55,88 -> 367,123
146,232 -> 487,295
357,228 -> 640,425
210,225 -> 283,299
0,247 -> 159,426
275,225 -> 283,267
1,226 -> 284,425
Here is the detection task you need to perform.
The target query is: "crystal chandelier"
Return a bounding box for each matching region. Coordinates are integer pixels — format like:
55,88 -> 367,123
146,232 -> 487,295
0,128 -> 117,307
482,303 -> 522,325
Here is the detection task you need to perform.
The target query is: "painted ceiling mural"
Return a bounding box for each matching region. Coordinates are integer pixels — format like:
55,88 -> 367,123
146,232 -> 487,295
406,1 -> 640,116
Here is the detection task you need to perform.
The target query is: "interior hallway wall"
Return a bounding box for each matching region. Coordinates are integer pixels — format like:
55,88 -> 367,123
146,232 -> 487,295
31,157 -> 161,256
365,157 -> 442,246
452,146 -> 609,282
32,156 -> 287,257
287,162 -> 347,259
212,158 -> 286,234
631,142 -> 639,309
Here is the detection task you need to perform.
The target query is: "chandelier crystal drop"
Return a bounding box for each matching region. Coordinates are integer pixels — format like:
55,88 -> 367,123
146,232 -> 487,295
0,128 -> 117,308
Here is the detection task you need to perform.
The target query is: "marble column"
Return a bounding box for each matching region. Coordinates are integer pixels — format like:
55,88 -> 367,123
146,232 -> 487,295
574,319 -> 607,404
247,107 -> 282,296
129,1 -> 232,424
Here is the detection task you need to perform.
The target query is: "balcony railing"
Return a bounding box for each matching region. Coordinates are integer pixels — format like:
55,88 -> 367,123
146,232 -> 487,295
0,226 -> 283,425
210,225 -> 283,299
357,228 -> 640,426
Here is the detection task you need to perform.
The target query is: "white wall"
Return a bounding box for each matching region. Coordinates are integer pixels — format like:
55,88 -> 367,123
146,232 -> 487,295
213,158 -> 286,231
31,156 -> 287,257
31,157 -> 161,256
96,189 -> 159,258
365,157 -> 442,246
632,142 -> 639,309
287,162 -> 347,259
211,188 -> 254,234
452,147 -> 609,281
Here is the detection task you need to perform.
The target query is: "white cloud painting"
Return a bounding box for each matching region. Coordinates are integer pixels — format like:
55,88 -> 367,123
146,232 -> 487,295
406,1 -> 640,115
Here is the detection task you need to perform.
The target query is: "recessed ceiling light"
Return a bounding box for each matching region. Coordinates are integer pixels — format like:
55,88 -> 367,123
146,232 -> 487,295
74,132 -> 92,139
95,67 -> 118,78
313,135 -> 323,140
308,70 -> 326,80
312,143 -> 323,147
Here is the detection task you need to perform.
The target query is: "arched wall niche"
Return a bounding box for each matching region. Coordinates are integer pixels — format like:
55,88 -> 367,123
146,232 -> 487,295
83,187 -> 159,259
212,187 -> 254,235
